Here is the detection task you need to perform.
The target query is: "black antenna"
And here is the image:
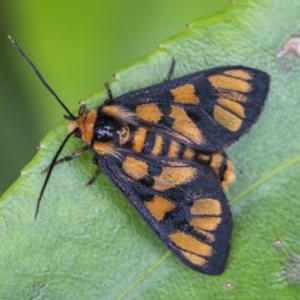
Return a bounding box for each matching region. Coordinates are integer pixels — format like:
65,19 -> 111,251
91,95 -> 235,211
8,35 -> 78,217
34,130 -> 75,218
8,35 -> 76,120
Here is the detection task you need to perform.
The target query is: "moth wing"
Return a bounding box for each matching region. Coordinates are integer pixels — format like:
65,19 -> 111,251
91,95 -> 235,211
98,154 -> 232,274
115,66 -> 270,151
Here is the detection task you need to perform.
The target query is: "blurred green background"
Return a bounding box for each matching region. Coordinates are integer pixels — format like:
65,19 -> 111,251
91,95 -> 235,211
0,1 -> 230,195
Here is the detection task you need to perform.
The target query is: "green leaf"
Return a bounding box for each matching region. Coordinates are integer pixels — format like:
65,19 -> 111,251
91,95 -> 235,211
1,0 -> 300,298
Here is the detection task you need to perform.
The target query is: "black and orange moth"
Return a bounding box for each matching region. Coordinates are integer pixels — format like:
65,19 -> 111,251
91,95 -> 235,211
9,36 -> 270,275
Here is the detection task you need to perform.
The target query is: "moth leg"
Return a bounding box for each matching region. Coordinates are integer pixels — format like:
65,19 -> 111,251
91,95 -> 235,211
165,58 -> 176,81
104,81 -> 114,101
86,168 -> 101,186
42,145 -> 88,174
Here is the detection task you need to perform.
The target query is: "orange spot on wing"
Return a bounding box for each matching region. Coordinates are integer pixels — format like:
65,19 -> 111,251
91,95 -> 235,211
210,153 -> 223,174
170,105 -> 204,144
170,84 -> 200,105
221,159 -> 235,190
197,153 -> 211,162
122,156 -> 148,180
190,216 -> 222,231
209,74 -> 252,93
223,69 -> 252,80
169,232 -> 212,257
144,196 -> 175,221
191,198 -> 222,216
213,105 -> 243,132
135,103 -> 163,122
182,147 -> 195,160
181,251 -> 207,266
217,98 -> 245,118
152,166 -> 197,191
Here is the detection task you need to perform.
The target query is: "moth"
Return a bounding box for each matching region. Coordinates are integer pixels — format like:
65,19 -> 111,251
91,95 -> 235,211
9,35 -> 270,274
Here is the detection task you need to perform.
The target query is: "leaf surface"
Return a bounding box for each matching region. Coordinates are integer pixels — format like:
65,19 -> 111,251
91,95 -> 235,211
1,0 -> 300,299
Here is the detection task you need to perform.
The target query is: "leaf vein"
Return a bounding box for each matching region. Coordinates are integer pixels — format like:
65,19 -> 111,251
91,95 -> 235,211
230,152 -> 300,204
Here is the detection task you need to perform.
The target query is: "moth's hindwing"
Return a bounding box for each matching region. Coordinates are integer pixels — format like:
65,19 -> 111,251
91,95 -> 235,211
98,154 -> 232,275
115,66 -> 270,151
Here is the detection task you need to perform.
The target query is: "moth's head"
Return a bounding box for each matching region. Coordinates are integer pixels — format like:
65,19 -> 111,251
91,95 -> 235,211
67,104 -> 97,145
68,102 -> 137,147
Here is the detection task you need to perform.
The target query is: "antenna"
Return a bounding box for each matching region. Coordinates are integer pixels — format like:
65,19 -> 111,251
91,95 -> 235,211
8,35 -> 76,120
34,130 -> 75,218
8,35 -> 78,217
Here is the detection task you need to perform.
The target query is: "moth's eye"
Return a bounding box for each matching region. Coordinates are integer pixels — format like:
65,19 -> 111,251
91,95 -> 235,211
73,128 -> 82,138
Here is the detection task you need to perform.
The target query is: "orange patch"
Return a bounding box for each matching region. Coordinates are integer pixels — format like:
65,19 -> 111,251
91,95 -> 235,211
191,198 -> 222,216
182,147 -> 195,160
144,196 -> 175,221
93,142 -> 118,157
181,251 -> 207,266
210,153 -> 223,174
152,166 -> 197,191
151,134 -> 163,155
223,69 -> 252,81
68,120 -> 78,134
209,74 -> 252,93
170,105 -> 204,144
197,153 -> 211,162
170,84 -> 201,105
69,111 -> 97,144
132,127 -> 147,152
221,159 -> 235,190
102,105 -> 136,124
122,156 -> 148,180
135,103 -> 163,122
218,98 -> 245,118
169,232 -> 212,257
213,105 -> 243,132
168,140 -> 180,157
190,216 -> 222,231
